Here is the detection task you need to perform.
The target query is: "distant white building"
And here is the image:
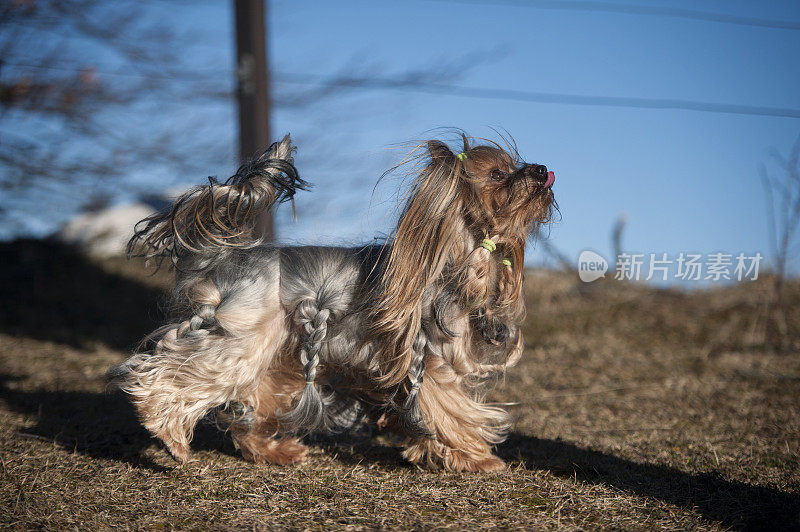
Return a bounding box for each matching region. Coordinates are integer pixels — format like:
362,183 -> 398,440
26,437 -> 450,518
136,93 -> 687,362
56,203 -> 157,258
55,185 -> 193,258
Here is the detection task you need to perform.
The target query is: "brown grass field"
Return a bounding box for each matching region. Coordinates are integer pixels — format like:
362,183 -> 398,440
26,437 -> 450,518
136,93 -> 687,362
0,239 -> 798,530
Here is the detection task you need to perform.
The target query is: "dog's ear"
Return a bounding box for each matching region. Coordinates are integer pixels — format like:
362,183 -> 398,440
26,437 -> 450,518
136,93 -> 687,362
427,140 -> 454,163
370,140 -> 467,386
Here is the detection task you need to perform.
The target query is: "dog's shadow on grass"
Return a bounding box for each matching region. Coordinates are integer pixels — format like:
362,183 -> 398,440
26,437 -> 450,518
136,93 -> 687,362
498,433 -> 800,530
309,432 -> 411,471
3,381 -> 799,529
0,373 -> 240,472
283,431 -> 800,529
0,239 -> 167,350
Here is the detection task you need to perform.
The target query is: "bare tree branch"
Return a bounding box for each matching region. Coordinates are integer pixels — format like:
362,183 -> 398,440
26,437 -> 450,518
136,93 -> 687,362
0,0 -> 492,239
759,131 -> 800,349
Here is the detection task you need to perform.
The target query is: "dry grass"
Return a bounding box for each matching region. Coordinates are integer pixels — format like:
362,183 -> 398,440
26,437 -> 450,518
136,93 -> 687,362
0,239 -> 798,530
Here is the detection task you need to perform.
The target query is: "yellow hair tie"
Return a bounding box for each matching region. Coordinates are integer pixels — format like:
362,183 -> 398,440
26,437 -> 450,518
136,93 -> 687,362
480,238 -> 496,252
501,258 -> 512,267
457,152 -> 467,161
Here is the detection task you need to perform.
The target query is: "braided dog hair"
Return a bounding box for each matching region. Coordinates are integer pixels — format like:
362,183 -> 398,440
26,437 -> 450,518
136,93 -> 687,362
281,300 -> 330,431
110,131 -> 556,472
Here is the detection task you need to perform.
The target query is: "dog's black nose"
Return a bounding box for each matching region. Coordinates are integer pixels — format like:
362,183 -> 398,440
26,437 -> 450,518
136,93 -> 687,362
528,164 -> 548,183
526,164 -> 555,189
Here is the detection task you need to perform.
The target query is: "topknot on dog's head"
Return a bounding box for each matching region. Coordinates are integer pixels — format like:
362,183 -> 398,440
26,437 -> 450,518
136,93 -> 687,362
422,131 -> 517,166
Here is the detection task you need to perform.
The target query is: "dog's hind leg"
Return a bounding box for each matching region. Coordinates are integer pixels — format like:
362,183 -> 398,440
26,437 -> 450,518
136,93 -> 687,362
114,277 -> 287,463
225,371 -> 310,465
227,295 -> 336,464
401,357 -> 509,472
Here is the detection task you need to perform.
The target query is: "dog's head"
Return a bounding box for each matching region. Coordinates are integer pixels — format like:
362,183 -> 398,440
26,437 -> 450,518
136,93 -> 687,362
373,133 -> 557,385
427,136 -> 555,242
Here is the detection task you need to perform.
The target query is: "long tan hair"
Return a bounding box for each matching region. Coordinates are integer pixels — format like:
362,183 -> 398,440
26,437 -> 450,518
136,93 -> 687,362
369,134 -> 555,387
370,139 -> 471,385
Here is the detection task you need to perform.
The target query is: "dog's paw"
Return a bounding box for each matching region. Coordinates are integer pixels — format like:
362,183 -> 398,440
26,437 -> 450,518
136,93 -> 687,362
161,438 -> 190,464
265,439 -> 309,465
446,450 -> 507,473
473,455 -> 507,472
239,436 -> 309,466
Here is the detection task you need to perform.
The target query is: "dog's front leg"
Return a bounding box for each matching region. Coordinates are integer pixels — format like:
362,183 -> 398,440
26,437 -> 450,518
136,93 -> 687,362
401,366 -> 507,472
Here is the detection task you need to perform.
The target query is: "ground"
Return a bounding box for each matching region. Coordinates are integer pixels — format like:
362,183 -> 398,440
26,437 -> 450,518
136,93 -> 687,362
0,239 -> 798,530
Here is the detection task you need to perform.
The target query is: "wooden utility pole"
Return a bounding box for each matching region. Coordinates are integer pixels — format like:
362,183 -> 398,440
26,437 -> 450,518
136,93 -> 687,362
234,0 -> 272,240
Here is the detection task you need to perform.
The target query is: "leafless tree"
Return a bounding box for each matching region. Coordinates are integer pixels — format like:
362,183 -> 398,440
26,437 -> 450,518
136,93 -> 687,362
759,132 -> 800,348
611,212 -> 627,271
1,0 -> 231,233
0,0 -> 489,236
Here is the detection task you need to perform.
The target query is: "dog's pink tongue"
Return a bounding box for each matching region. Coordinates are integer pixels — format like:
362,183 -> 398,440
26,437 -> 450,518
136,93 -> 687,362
545,171 -> 555,188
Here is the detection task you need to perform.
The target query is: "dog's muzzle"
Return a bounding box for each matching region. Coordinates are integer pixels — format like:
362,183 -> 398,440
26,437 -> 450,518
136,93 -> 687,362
520,164 -> 555,189
532,164 -> 555,189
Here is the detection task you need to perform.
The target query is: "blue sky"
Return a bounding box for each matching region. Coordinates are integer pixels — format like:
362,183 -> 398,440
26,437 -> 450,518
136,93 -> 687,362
7,0 -> 800,277
241,0 -> 800,269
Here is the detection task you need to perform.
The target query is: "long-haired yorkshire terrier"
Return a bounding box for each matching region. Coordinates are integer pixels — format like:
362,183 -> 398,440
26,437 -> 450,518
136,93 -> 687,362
110,132 -> 556,472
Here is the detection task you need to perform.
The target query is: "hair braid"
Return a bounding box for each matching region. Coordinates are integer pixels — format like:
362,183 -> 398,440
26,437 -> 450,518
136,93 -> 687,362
280,300 -> 331,432
300,304 -> 330,383
394,332 -> 434,439
173,304 -> 216,339
106,300 -> 219,390
452,233 -> 500,311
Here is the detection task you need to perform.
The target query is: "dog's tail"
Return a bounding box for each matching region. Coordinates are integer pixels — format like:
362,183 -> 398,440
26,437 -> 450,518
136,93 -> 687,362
128,134 -> 309,267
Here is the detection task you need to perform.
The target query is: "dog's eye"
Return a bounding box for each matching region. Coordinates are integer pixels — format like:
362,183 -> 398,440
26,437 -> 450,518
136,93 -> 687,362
490,169 -> 506,182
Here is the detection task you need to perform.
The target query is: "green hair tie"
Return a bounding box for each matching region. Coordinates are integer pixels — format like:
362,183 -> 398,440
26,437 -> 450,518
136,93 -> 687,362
480,238 -> 496,253
502,258 -> 512,267
468,296 -> 484,309
457,152 -> 467,161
